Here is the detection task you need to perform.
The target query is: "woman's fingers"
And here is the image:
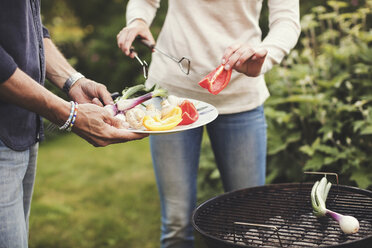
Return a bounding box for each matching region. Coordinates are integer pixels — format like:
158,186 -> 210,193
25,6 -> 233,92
221,42 -> 268,77
251,48 -> 268,61
117,28 -> 136,57
223,43 -> 255,70
117,19 -> 155,58
117,28 -> 127,52
221,43 -> 242,65
229,47 -> 255,70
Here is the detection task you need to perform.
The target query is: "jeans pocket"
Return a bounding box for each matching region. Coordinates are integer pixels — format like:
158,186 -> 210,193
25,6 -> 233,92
0,143 -> 29,205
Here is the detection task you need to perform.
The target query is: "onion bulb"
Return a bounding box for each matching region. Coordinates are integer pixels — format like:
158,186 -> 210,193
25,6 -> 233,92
326,210 -> 360,234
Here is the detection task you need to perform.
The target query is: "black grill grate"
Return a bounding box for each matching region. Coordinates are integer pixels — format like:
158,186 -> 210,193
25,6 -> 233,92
192,183 -> 372,248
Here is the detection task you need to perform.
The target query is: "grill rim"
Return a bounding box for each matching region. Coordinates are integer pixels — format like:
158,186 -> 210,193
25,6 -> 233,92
192,182 -> 372,248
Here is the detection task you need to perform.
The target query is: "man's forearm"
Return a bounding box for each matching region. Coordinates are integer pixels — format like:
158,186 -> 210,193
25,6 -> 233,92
44,38 -> 79,89
0,68 -> 70,126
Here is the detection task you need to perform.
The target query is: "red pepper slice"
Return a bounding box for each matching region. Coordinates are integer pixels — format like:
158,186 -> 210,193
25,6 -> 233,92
198,64 -> 232,95
178,100 -> 199,125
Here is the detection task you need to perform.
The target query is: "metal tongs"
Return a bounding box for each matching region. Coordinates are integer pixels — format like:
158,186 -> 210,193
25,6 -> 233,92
136,36 -> 191,75
130,47 -> 149,79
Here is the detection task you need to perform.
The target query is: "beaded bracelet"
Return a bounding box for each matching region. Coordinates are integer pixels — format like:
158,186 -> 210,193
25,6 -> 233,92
59,101 -> 75,130
67,102 -> 79,132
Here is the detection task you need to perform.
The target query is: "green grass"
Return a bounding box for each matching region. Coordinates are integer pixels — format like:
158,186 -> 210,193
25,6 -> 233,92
30,133 -> 210,248
29,134 -> 161,248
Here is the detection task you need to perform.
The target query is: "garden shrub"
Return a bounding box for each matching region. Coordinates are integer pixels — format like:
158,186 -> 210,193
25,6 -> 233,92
265,0 -> 372,189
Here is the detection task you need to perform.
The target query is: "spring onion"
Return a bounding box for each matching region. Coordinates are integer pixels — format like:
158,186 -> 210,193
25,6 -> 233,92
311,176 -> 360,234
120,84 -> 146,100
116,85 -> 168,112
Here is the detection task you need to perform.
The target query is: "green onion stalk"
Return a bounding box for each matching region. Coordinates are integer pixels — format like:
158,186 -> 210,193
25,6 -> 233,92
104,84 -> 168,116
311,176 -> 359,234
116,84 -> 168,112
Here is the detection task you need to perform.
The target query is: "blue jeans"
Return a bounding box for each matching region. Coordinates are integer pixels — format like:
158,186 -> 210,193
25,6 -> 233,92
150,105 -> 267,248
0,140 -> 38,248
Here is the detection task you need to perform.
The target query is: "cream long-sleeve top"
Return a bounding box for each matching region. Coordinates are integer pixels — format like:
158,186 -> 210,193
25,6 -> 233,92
126,0 -> 301,114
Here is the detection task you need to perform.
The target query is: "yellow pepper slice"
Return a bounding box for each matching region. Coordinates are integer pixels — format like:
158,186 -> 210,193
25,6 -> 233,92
143,106 -> 183,131
162,105 -> 183,119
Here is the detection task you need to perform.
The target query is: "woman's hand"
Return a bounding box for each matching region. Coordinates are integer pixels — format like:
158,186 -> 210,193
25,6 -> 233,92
222,42 -> 268,77
117,19 -> 155,58
69,78 -> 114,106
72,103 -> 148,147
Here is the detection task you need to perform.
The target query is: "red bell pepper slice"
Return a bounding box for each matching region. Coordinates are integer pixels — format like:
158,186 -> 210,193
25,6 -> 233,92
178,100 -> 199,125
198,64 -> 232,95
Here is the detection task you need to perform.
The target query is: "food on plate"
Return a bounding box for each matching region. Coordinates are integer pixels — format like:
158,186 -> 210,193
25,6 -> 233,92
105,84 -> 199,131
179,100 -> 199,125
114,113 -> 130,129
121,84 -> 146,99
125,107 -> 146,130
145,103 -> 161,118
143,106 -> 183,131
311,176 -> 359,234
161,105 -> 182,119
198,64 -> 232,95
167,95 -> 184,106
116,85 -> 168,112
160,98 -> 176,118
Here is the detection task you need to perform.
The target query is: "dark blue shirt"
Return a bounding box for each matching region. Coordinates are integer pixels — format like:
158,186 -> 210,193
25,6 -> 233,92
0,0 -> 50,151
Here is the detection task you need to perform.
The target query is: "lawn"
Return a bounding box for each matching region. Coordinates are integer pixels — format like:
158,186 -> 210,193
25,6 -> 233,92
30,133 -> 209,248
29,134 -> 161,248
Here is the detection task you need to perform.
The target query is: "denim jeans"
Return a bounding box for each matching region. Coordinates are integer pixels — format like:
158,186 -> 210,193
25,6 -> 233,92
150,105 -> 267,248
0,140 -> 38,248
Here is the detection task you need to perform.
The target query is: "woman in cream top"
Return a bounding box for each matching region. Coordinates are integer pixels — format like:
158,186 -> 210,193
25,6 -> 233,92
118,0 -> 300,247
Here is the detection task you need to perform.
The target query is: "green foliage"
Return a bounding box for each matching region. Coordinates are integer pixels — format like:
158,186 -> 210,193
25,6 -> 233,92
265,0 -> 372,189
41,0 -> 169,94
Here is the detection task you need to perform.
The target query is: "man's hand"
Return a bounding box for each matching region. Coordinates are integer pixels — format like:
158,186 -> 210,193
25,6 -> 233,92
222,42 -> 268,77
117,19 -> 155,58
0,68 -> 148,146
69,78 -> 114,106
72,103 -> 148,147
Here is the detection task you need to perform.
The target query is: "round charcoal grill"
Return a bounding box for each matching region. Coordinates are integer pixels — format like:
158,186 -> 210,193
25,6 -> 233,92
192,183 -> 372,248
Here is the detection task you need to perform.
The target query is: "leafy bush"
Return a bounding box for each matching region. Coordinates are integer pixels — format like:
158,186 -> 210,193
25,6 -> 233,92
265,0 -> 372,189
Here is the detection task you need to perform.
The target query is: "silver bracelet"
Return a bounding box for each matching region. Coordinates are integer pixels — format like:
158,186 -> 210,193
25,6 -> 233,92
62,72 -> 85,94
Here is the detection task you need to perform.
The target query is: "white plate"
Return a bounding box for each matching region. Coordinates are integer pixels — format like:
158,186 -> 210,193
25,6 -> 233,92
128,97 -> 218,134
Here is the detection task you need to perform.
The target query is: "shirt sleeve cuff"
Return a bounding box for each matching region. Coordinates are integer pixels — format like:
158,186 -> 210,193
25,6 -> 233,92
126,0 -> 160,26
43,26 -> 50,39
0,46 -> 18,83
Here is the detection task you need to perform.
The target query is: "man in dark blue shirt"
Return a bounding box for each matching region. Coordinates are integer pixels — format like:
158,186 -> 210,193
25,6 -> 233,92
0,1 -> 147,247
